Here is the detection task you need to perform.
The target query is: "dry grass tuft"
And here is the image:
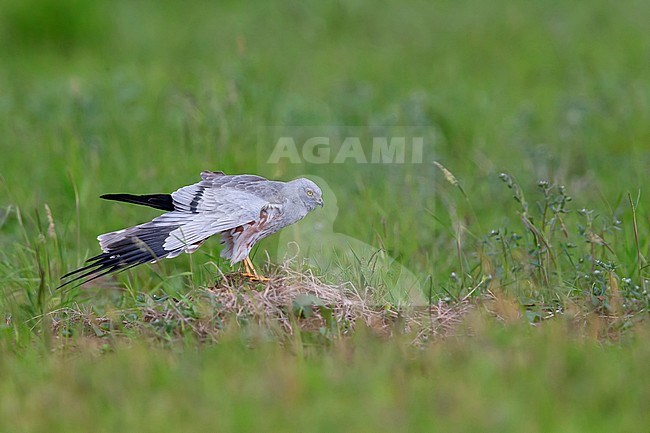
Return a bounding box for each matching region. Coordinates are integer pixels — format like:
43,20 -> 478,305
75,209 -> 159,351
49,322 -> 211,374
50,262 -> 474,346
203,262 -> 474,343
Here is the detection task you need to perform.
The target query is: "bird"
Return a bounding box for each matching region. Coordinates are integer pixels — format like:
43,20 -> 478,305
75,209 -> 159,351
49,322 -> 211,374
59,170 -> 323,288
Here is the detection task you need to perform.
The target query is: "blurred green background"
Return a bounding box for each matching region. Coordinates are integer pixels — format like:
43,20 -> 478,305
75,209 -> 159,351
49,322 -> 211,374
2,0 -> 648,255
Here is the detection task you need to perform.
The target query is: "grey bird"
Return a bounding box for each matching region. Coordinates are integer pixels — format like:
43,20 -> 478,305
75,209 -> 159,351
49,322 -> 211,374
60,171 -> 323,287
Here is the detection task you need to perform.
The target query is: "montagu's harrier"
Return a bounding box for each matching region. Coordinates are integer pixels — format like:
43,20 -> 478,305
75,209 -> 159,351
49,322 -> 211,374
60,171 -> 323,287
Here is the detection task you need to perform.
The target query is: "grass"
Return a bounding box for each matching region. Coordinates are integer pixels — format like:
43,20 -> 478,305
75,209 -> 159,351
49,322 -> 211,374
1,0 -> 650,431
2,317 -> 649,432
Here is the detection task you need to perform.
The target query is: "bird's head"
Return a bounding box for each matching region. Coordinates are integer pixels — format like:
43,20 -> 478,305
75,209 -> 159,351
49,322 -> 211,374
288,178 -> 323,211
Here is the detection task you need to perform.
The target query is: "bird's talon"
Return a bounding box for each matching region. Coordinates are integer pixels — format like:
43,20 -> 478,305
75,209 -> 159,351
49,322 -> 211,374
241,256 -> 270,282
241,272 -> 271,283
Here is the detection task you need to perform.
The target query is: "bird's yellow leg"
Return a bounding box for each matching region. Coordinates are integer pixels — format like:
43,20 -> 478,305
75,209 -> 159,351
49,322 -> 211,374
242,256 -> 270,282
242,256 -> 253,276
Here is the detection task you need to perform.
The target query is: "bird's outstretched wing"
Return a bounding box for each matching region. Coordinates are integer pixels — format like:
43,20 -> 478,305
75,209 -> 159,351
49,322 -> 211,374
59,174 -> 272,288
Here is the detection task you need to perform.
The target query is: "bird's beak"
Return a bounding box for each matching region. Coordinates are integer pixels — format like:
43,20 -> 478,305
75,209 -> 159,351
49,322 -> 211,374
317,198 -> 324,207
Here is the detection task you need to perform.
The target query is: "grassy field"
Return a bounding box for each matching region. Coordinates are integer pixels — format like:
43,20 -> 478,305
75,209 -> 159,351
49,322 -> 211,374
1,0 -> 649,431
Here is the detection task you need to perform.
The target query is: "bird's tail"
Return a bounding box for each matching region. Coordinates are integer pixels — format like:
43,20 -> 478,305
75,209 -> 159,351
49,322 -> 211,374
58,221 -> 181,289
100,193 -> 175,211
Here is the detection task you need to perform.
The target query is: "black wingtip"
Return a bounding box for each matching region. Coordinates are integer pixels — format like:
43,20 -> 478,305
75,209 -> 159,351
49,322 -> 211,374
57,261 -> 141,290
100,193 -> 175,211
57,252 -> 151,290
58,225 -> 175,289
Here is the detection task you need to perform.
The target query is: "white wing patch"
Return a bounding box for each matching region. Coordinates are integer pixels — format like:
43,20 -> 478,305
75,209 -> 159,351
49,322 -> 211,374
162,188 -> 271,252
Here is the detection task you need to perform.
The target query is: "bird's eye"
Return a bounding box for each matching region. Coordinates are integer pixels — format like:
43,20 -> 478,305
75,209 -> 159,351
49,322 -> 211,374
306,190 -> 314,197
